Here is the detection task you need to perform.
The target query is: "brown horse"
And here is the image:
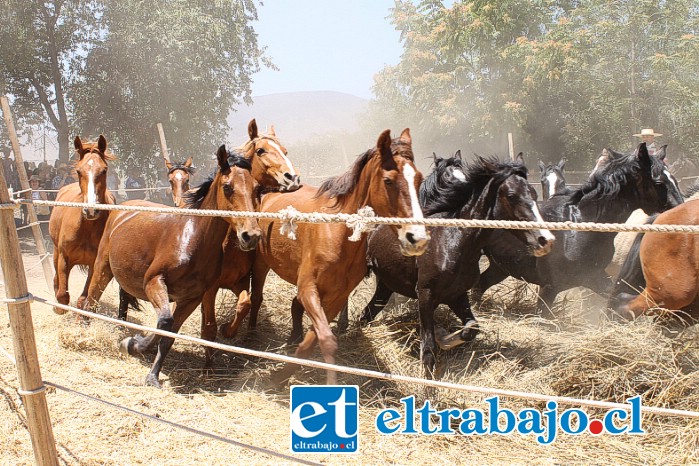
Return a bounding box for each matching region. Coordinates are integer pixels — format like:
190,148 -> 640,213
165,157 -> 194,207
49,135 -> 116,314
616,200 -> 699,320
84,149 -> 261,388
239,129 -> 430,384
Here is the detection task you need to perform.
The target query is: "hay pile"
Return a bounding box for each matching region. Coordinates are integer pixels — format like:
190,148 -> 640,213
1,258 -> 698,464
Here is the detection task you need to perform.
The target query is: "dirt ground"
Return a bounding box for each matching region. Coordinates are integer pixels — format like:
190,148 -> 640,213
1,230 -> 698,465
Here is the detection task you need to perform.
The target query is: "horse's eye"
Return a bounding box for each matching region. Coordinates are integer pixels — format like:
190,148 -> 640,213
383,177 -> 393,185
256,148 -> 265,156
223,184 -> 234,195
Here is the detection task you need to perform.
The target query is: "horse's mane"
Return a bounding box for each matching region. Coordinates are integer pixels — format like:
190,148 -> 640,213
316,140 -> 414,207
424,155 -> 528,218
419,155 -> 470,215
167,161 -> 196,176
183,152 -> 251,209
567,148 -> 659,208
74,141 -> 117,162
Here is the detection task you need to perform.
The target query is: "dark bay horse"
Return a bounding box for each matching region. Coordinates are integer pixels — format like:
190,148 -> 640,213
364,154 -> 555,374
476,143 -> 684,317
614,200 -> 699,320
246,129 -> 429,384
165,157 -> 194,207
49,135 -> 116,314
539,158 -> 570,200
84,151 -> 262,387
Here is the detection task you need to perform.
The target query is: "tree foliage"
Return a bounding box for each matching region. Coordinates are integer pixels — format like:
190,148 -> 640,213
372,0 -> 699,168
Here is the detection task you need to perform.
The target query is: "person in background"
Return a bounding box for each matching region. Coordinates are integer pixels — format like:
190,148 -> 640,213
29,174 -> 50,232
125,166 -> 146,200
633,128 -> 662,156
51,163 -> 75,199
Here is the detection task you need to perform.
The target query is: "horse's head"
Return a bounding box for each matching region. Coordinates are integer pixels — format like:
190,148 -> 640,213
483,157 -> 555,257
74,135 -> 113,220
634,143 -> 684,212
214,146 -> 262,251
538,158 -> 567,200
367,128 -> 430,257
240,119 -> 300,192
165,157 -> 194,208
419,150 -> 470,215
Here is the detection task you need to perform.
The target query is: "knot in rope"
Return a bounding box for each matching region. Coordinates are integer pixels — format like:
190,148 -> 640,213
347,206 -> 376,241
279,206 -> 301,240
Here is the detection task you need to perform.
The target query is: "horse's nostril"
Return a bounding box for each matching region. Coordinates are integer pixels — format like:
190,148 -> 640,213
284,173 -> 294,181
241,231 -> 251,242
406,232 -> 416,244
538,236 -> 549,247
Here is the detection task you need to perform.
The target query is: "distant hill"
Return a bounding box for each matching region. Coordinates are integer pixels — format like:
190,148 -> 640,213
227,91 -> 369,144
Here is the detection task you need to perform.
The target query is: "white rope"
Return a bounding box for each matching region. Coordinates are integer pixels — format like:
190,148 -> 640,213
7,198 -> 699,235
31,294 -> 699,420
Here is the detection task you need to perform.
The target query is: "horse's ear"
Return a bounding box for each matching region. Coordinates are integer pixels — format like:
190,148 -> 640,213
655,144 -> 668,162
432,152 -> 438,163
377,129 -> 393,166
216,145 -> 230,171
165,159 -> 173,171
74,136 -> 83,152
399,128 -> 412,145
515,152 -> 524,164
538,160 -> 545,172
268,124 -> 276,137
185,157 -> 193,168
557,157 -> 566,171
98,135 -> 107,154
454,149 -> 462,160
248,119 -> 258,140
637,142 -> 652,168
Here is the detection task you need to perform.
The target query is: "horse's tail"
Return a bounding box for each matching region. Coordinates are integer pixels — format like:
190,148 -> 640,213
78,265 -> 89,274
119,288 -> 145,313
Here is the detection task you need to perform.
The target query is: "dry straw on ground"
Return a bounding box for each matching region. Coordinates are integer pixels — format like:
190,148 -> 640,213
1,244 -> 698,465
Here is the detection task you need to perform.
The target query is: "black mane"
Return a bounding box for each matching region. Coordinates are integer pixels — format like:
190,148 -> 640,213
420,155 -> 528,218
167,161 -> 196,176
183,152 -> 251,209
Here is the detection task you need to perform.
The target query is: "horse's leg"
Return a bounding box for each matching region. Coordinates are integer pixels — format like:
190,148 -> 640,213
472,261 -> 509,305
437,294 -> 479,350
359,279 -> 394,326
76,264 -> 96,314
249,259 -> 271,330
146,298 -> 202,388
335,300 -> 349,335
118,287 -> 130,321
417,287 -> 438,378
620,275 -> 698,320
219,278 -> 253,339
52,252 -> 71,314
288,297 -> 304,345
200,286 -> 219,368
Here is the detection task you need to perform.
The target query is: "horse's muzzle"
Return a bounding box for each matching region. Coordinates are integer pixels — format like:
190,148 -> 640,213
238,230 -> 261,251
82,208 -> 100,221
398,226 -> 430,257
280,174 -> 301,192
532,230 -> 555,257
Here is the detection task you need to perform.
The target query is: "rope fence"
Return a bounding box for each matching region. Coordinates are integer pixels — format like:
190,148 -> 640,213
20,293 -> 698,421
5,197 -> 699,237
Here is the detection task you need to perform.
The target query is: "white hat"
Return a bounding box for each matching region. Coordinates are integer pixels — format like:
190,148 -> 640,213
633,128 -> 662,137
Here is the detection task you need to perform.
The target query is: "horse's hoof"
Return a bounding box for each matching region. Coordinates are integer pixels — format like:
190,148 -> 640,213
144,373 -> 161,389
119,337 -> 136,356
53,306 -> 68,315
219,322 -> 237,339
286,332 -> 303,346
435,322 -> 479,351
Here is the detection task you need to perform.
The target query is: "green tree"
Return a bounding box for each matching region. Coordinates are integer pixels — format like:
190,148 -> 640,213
0,0 -> 101,162
73,0 -> 268,178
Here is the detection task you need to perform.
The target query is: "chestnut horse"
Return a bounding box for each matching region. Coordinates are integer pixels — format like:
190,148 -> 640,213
165,157 -> 194,207
84,151 -> 262,387
614,200 -> 699,320
49,135 -> 116,314
241,129 -> 429,384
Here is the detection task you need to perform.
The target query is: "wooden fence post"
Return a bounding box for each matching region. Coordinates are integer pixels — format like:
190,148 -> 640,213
0,155 -> 59,465
0,96 -> 55,293
156,123 -> 170,163
508,132 -> 515,161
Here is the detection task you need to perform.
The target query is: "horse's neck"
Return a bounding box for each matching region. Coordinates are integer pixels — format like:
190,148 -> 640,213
456,182 -> 496,247
194,189 -> 232,244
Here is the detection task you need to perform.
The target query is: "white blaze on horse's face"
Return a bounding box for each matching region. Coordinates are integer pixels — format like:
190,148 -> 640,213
85,159 -> 97,217
530,202 -> 556,256
452,169 -> 466,182
545,171 -> 558,199
174,172 -> 183,181
397,163 -> 430,256
267,140 -> 300,191
663,169 -> 681,196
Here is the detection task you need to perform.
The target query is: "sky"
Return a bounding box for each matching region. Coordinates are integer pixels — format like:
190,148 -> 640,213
250,1 -> 405,99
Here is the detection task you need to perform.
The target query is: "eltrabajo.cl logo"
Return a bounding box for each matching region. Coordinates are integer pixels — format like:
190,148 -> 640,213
290,385 -> 359,453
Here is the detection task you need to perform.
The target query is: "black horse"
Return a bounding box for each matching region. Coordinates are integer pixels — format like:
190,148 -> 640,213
539,158 -> 571,200
362,153 -> 555,374
476,143 -> 684,318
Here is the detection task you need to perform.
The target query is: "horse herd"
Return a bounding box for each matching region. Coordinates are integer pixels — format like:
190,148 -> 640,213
46,120 -> 697,386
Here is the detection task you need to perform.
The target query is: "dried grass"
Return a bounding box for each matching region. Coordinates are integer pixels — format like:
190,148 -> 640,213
1,254 -> 698,465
